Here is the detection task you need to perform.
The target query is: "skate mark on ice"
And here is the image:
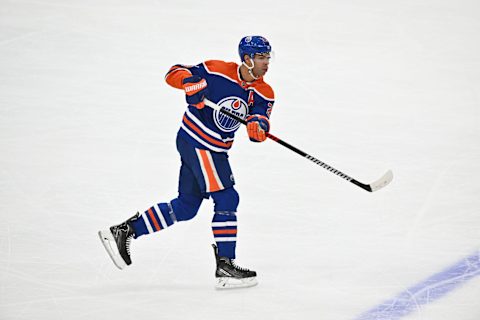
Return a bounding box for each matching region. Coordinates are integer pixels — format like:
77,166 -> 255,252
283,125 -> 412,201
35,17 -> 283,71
355,250 -> 480,320
405,165 -> 450,246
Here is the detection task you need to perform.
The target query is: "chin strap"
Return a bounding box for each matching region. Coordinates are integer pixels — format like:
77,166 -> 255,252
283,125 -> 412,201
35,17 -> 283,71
242,58 -> 259,80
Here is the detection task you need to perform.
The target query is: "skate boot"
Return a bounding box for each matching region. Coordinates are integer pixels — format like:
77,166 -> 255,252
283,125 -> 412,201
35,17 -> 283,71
212,244 -> 258,289
98,213 -> 139,270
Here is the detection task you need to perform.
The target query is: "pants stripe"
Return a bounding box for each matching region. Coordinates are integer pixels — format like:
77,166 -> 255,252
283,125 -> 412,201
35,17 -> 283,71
205,150 -> 224,191
196,149 -> 224,192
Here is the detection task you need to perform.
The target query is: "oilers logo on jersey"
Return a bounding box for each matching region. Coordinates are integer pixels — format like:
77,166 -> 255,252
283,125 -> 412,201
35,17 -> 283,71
214,97 -> 248,132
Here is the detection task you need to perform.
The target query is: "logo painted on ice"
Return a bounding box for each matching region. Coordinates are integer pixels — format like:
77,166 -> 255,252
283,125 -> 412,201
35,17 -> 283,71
213,97 -> 248,132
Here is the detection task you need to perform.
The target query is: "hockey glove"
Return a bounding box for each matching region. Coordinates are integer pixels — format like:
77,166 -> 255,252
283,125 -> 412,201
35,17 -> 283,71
246,115 -> 270,142
182,76 -> 208,109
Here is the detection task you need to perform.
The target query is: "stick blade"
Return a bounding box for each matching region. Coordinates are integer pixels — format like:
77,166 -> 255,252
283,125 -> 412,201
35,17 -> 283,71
368,170 -> 393,192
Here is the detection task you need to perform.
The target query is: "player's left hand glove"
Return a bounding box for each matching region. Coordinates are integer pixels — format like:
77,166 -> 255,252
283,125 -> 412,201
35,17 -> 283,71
182,76 -> 208,109
246,115 -> 270,142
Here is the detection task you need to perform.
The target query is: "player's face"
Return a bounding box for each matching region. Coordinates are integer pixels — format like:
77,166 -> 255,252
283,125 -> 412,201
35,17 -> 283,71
252,53 -> 271,77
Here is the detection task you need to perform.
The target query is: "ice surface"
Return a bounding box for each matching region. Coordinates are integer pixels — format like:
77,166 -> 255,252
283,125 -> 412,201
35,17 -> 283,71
1,0 -> 480,319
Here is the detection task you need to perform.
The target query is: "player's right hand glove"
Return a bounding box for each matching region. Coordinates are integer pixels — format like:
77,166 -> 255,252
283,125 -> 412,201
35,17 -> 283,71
182,76 -> 208,109
246,115 -> 270,142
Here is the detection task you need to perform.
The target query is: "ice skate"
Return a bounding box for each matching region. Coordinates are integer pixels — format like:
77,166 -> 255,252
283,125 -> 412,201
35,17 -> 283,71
212,244 -> 258,289
98,213 -> 138,270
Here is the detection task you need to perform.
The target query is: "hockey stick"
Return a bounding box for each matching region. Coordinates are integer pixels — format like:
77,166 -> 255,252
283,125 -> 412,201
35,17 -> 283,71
204,98 -> 393,192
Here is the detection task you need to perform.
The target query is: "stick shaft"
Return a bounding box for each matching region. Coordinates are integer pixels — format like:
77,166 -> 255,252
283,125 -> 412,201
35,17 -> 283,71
203,99 -> 380,192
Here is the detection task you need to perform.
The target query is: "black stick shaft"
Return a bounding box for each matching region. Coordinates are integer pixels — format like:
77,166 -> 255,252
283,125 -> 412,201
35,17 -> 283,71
215,107 -> 372,192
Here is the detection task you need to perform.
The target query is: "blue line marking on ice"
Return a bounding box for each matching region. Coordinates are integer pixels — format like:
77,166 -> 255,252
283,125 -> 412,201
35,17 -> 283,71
355,250 -> 480,320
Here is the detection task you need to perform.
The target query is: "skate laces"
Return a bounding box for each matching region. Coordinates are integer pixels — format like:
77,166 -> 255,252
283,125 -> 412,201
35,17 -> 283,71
231,259 -> 249,272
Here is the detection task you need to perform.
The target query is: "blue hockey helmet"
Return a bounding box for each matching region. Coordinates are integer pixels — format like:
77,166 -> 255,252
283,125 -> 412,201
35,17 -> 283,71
238,36 -> 272,62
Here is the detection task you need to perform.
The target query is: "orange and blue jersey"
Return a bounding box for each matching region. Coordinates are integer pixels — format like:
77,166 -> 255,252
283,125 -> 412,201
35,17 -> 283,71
165,60 -> 275,153
129,60 -> 275,259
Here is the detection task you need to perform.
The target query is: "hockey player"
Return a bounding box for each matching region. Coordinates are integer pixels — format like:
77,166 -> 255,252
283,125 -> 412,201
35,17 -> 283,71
99,36 -> 274,289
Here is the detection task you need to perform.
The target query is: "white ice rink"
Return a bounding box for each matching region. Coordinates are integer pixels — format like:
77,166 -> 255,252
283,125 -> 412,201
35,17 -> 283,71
1,0 -> 480,319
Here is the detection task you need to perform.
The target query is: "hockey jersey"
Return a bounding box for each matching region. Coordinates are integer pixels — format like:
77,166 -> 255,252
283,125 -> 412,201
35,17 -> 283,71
165,60 -> 275,153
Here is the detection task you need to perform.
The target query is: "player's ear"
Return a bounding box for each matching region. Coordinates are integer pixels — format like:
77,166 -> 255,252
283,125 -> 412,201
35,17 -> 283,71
243,55 -> 253,67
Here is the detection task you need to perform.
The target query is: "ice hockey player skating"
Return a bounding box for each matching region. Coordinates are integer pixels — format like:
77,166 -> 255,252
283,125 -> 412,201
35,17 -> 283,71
99,36 -> 274,289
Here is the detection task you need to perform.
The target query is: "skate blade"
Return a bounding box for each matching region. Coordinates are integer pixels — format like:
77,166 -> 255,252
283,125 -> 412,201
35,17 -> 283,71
98,230 -> 127,270
215,277 -> 258,289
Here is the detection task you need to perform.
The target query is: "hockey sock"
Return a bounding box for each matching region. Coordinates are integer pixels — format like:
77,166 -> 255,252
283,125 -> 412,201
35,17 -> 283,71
131,193 -> 203,238
131,203 -> 176,238
212,211 -> 237,259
